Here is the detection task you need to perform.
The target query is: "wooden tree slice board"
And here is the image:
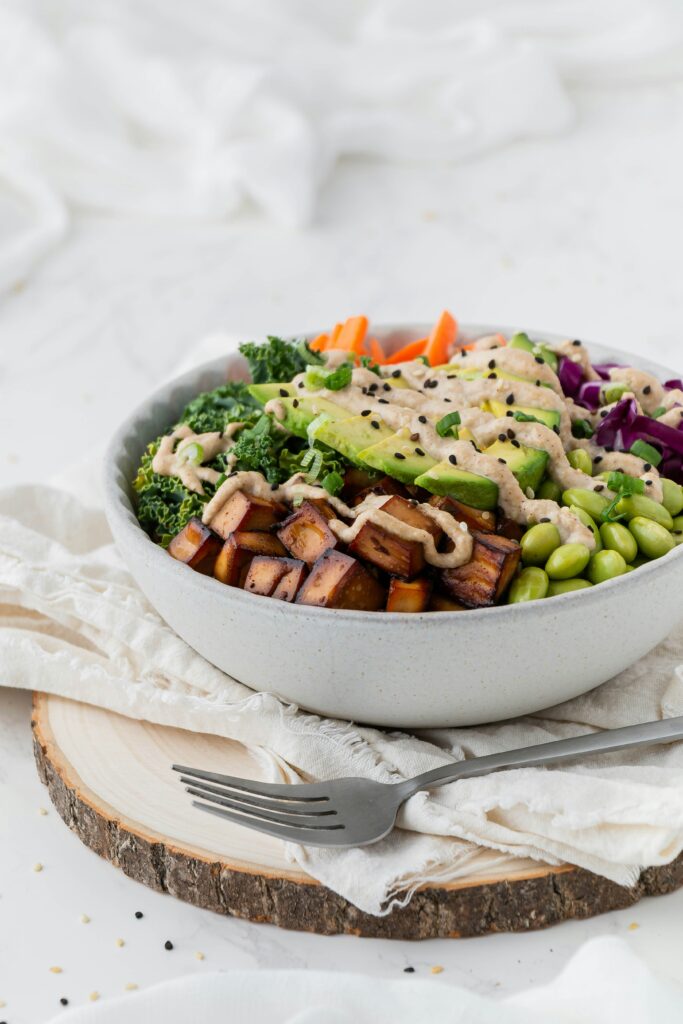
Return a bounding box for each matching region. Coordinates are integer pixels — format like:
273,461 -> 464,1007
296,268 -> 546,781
32,692 -> 683,941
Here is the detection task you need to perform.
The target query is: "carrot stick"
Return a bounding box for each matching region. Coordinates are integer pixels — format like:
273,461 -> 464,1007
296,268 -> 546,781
309,333 -> 329,352
424,310 -> 457,366
329,323 -> 343,347
368,337 -> 385,364
337,316 -> 368,354
385,337 -> 428,365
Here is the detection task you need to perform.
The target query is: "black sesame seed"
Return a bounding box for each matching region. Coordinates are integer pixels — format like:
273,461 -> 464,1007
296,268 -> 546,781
506,394 -> 515,405
511,439 -> 521,448
643,463 -> 652,472
368,382 -> 379,392
594,484 -> 605,492
60,998 -> 69,1006
415,448 -> 426,456
279,388 -> 288,397
447,374 -> 457,379
271,483 -> 278,491
448,455 -> 457,466
617,467 -> 624,473
292,399 -> 299,408
488,359 -> 496,369
506,410 -> 514,417
371,420 -> 380,429
498,433 -> 507,442
572,339 -> 582,346
460,349 -> 466,358
593,455 -> 603,464
418,415 -> 427,424
378,398 -> 389,404
361,409 -> 371,417
645,479 -> 653,486
535,379 -> 542,387
540,517 -> 550,523
394,452 -> 406,460
383,383 -> 391,391
443,397 -> 452,403
404,966 -> 415,974
487,372 -> 497,379
600,410 -> 608,418
391,370 -> 401,378
507,428 -> 515,439
361,386 -> 368,395
674,530 -> 683,536
297,381 -> 304,388
410,432 -> 420,441
553,425 -> 560,434
643,385 -> 652,395
605,445 -> 614,452
534,356 -> 544,364
164,940 -> 174,950
135,911 -> 143,919
498,458 -> 507,465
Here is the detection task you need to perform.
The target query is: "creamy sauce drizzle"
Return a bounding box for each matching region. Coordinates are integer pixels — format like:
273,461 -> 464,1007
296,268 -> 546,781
152,422 -> 243,495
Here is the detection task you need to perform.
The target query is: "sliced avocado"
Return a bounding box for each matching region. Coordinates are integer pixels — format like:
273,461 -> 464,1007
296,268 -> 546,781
358,432 -> 437,485
509,332 -> 558,372
485,399 -> 560,431
483,439 -> 548,495
272,396 -> 351,439
413,462 -> 498,510
248,382 -> 297,404
433,364 -> 531,385
313,415 -> 394,466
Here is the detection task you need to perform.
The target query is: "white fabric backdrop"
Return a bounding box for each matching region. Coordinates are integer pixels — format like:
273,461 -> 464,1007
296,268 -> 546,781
2,0 -> 683,288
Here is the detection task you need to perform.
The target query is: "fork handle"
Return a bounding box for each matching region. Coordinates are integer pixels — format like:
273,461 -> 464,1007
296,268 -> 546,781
398,715 -> 683,800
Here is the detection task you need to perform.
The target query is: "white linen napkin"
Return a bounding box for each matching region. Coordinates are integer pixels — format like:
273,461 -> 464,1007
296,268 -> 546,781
3,0 -> 683,289
2,429 -> 683,914
44,937 -> 683,1024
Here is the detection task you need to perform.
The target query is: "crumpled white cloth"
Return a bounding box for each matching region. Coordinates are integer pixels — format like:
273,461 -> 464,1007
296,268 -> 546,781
2,435 -> 683,915
44,938 -> 683,1024
2,0 -> 683,288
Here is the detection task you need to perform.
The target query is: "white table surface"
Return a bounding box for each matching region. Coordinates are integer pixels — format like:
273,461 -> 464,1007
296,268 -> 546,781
2,83 -> 683,1022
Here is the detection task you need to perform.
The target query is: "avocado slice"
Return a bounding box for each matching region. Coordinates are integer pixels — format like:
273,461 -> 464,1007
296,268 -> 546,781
413,462 -> 499,510
483,439 -> 548,494
484,399 -> 560,431
508,332 -> 558,373
248,382 -> 297,404
432,364 -> 531,385
358,432 -> 437,485
270,396 -> 351,439
313,415 -> 394,466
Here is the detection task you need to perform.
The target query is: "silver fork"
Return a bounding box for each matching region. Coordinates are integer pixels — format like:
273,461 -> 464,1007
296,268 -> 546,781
173,715 -> 683,848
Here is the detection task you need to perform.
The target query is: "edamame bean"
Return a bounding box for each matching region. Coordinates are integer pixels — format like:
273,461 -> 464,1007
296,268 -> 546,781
508,567 -> 549,603
537,479 -> 562,503
586,549 -> 627,584
599,521 -> 638,563
520,523 -> 561,566
628,516 -> 675,560
547,578 -> 593,596
567,449 -> 593,476
615,494 -> 673,530
623,563 -> 635,572
569,505 -> 602,551
545,542 -> 591,580
661,478 -> 683,517
561,488 -> 609,520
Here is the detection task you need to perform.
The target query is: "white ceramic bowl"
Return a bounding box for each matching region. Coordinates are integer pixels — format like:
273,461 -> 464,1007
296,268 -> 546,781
103,325 -> 683,728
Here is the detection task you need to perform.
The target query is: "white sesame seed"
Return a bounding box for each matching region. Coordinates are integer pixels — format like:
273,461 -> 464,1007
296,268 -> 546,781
49,966 -> 62,974
80,914 -> 91,924
195,951 -> 205,961
125,983 -> 138,991
116,938 -> 125,948
38,807 -> 48,816
33,862 -> 43,872
89,992 -> 100,1002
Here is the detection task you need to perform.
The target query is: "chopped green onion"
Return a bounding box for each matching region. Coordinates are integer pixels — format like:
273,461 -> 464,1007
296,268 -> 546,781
177,441 -> 204,465
514,411 -> 545,426
601,383 -> 628,405
359,355 -> 381,376
607,471 -> 645,496
322,471 -> 345,496
417,355 -> 430,366
295,339 -> 325,366
436,411 -> 461,437
601,494 -> 626,523
300,447 -> 323,481
303,362 -> 353,392
214,473 -> 227,489
571,418 -> 594,439
306,412 -> 332,443
652,406 -> 667,419
629,439 -> 662,467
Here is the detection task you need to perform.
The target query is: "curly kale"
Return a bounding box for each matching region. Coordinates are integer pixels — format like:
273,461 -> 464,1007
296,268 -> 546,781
238,336 -> 324,385
179,381 -> 260,434
133,441 -> 209,547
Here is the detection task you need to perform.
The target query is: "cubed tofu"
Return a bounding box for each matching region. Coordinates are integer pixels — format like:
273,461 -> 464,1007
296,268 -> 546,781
439,531 -> 521,608
208,490 -> 286,540
386,576 -> 432,613
296,551 -> 385,610
242,556 -> 292,597
351,475 -> 408,507
277,501 -> 339,565
348,495 -> 439,579
381,495 -> 442,542
428,593 -> 468,612
341,468 -> 380,502
167,517 -> 222,574
214,531 -> 287,587
496,515 -> 524,542
428,495 -> 496,533
271,560 -> 308,602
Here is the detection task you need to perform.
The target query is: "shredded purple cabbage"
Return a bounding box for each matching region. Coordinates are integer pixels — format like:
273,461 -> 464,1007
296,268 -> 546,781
576,380 -> 602,411
664,378 -> 683,392
594,398 -> 639,448
558,356 -> 584,399
592,362 -> 621,381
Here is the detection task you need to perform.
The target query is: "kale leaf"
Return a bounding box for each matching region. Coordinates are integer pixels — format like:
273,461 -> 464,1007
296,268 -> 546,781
179,382 -> 260,434
238,336 -> 324,385
133,441 -> 208,547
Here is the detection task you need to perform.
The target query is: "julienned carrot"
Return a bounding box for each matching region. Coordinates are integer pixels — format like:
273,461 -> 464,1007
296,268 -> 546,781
368,337 -> 385,364
329,323 -> 343,347
384,337 -> 428,365
337,316 -> 368,354
309,333 -> 329,352
424,310 -> 457,366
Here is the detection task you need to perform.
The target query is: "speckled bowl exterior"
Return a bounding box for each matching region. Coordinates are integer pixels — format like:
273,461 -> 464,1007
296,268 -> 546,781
103,325 -> 683,728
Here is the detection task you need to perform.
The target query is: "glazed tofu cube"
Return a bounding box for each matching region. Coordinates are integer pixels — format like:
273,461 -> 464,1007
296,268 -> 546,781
348,495 -> 439,580
208,491 -> 285,540
296,551 -> 385,610
271,560 -> 308,602
428,495 -> 496,534
341,468 -> 380,502
167,518 -> 222,574
439,531 -> 521,608
277,501 -> 339,565
496,515 -> 524,542
351,475 -> 408,507
428,593 -> 468,612
386,576 -> 432,613
242,556 -> 292,597
214,531 -> 287,587
381,495 -> 442,542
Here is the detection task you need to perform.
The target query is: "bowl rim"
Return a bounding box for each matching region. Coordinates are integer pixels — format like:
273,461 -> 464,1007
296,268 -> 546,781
103,322 -> 683,625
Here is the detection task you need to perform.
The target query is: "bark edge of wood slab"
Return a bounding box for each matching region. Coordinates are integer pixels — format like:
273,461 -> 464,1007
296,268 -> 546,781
31,692 -> 683,940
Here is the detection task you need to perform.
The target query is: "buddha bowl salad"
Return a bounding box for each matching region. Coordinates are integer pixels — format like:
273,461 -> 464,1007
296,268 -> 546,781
134,313 -> 683,612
